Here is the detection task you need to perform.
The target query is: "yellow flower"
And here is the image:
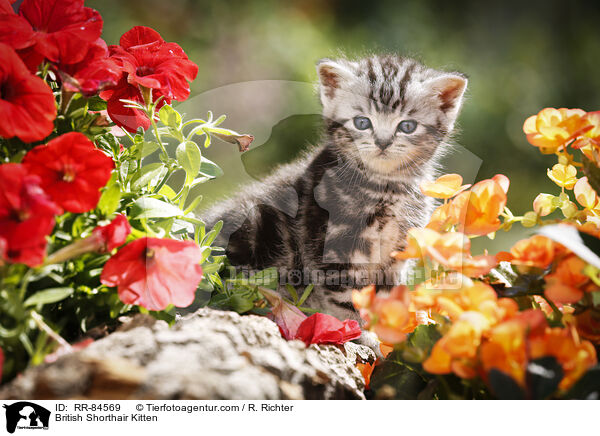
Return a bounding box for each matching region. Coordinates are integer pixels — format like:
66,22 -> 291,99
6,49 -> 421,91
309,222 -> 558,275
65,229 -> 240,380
532,193 -> 557,216
420,173 -> 471,199
547,163 -> 578,189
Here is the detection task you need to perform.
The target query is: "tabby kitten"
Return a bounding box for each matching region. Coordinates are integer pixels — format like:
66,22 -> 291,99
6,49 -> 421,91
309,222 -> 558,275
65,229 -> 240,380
204,55 -> 467,321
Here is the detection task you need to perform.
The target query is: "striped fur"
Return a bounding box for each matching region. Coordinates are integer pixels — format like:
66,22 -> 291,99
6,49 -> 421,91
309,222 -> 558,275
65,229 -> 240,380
203,55 -> 467,321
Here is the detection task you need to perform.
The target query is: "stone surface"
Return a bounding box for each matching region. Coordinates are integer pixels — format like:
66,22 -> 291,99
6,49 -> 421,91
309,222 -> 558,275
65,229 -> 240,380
0,308 -> 375,400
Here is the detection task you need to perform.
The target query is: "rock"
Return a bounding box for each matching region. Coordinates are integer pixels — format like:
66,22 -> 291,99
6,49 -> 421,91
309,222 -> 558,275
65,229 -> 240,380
0,308 -> 375,400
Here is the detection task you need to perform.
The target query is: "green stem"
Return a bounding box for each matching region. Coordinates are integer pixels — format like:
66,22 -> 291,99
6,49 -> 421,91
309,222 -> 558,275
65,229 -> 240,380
542,295 -> 563,322
18,268 -> 34,302
30,311 -> 72,350
143,90 -> 168,159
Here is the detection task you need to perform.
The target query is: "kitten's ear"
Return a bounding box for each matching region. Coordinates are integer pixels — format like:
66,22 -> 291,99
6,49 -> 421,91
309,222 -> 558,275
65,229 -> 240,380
316,59 -> 355,103
426,74 -> 468,118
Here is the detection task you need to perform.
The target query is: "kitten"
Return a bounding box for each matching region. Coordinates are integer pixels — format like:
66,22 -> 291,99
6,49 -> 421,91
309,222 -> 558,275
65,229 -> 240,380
203,55 -> 467,321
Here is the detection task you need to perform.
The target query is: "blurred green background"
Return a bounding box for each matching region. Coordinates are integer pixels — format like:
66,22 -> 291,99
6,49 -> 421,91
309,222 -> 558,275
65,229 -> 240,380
88,0 -> 600,251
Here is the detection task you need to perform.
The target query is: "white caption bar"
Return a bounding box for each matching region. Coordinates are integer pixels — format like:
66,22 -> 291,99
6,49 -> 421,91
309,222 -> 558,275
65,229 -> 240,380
0,400 -> 595,435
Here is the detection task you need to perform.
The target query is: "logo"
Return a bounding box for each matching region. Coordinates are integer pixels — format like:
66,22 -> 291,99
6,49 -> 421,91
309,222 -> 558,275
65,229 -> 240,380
3,402 -> 50,434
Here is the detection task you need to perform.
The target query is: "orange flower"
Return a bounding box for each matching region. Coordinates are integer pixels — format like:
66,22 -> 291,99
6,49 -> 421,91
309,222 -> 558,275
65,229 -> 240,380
523,108 -> 590,154
393,228 -> 497,277
496,235 -> 558,269
426,201 -> 454,232
480,310 -> 596,392
480,318 -> 528,385
572,111 -> 600,165
423,311 -> 490,378
574,177 -> 600,216
420,173 -> 471,199
450,175 -> 509,236
413,276 -> 517,325
354,285 -> 413,345
529,327 -> 597,391
544,255 -> 589,304
357,362 -> 375,390
575,309 -> 600,343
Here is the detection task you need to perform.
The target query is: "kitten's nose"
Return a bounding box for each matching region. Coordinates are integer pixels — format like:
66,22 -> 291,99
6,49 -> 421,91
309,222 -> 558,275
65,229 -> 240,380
374,137 -> 392,151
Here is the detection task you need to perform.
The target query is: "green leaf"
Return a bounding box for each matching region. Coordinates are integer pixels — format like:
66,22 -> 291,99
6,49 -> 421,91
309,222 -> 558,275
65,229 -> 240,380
141,141 -> 160,158
202,262 -> 223,274
130,197 -> 184,219
176,141 -> 202,184
97,174 -> 122,216
209,293 -> 255,314
583,154 -> 600,197
24,288 -> 74,307
285,284 -> 298,303
297,284 -> 314,306
199,156 -> 224,178
403,324 -> 442,362
526,356 -> 563,399
488,369 -> 526,399
159,105 -> 182,129
130,163 -> 167,191
158,184 -> 177,200
248,267 -> 278,290
565,365 -> 600,399
369,353 -> 428,399
201,220 -> 222,247
183,195 -> 203,215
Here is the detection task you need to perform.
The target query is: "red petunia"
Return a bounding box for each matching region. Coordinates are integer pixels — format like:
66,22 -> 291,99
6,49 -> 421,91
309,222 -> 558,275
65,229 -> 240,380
100,26 -> 198,133
0,43 -> 56,142
56,38 -> 121,96
260,287 -> 361,345
91,214 -> 131,252
22,132 -> 114,213
294,313 -> 362,346
0,163 -> 61,267
0,0 -> 103,70
100,237 -> 204,311
0,0 -> 16,14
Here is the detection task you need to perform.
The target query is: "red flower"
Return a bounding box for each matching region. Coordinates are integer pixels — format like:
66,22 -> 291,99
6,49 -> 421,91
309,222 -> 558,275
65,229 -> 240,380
44,215 -> 130,265
92,214 -> 130,252
261,286 -> 308,340
0,0 -> 102,70
0,164 -> 61,267
260,286 -> 361,345
100,26 -> 198,132
56,39 -> 121,96
294,313 -> 361,346
22,132 -> 114,213
0,0 -> 16,14
100,75 -> 158,133
100,238 -> 203,311
0,43 -> 56,142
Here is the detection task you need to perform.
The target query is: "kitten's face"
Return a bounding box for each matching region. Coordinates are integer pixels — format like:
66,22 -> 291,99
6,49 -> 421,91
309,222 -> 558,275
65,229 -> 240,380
317,56 -> 467,177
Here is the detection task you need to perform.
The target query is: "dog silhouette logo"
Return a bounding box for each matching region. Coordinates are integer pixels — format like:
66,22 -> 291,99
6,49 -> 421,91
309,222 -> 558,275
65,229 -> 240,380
3,402 -> 50,433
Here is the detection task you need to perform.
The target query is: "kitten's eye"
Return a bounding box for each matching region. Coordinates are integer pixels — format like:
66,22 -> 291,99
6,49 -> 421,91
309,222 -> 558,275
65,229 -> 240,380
397,120 -> 417,134
353,116 -> 372,130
